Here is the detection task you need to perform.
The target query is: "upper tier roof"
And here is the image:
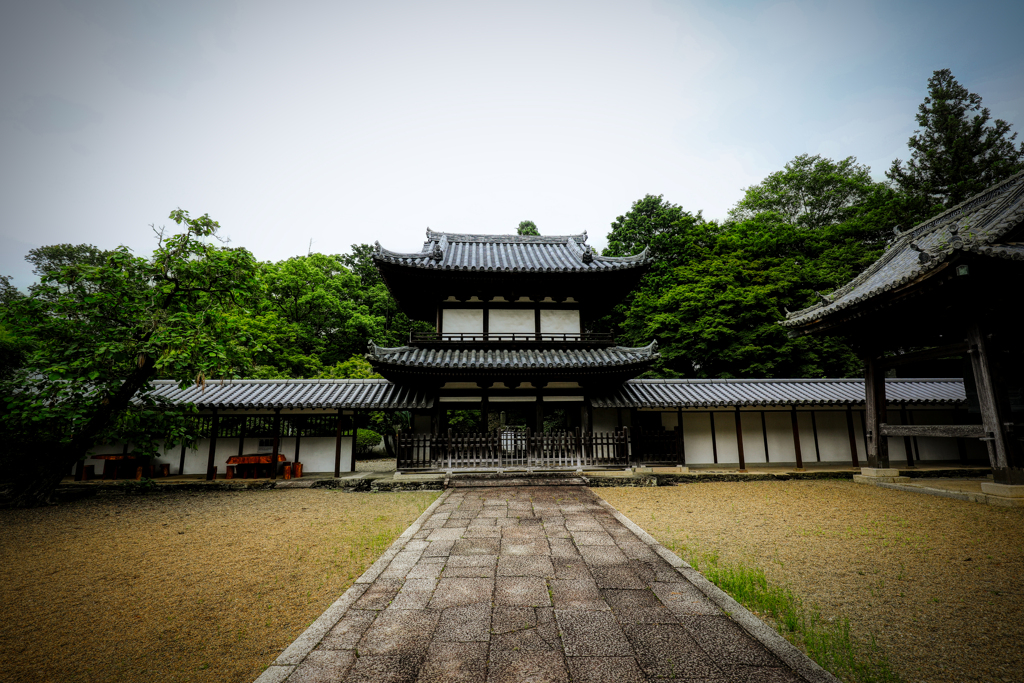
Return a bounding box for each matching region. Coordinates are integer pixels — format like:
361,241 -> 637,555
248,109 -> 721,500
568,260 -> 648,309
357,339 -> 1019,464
373,229 -> 652,273
783,170 -> 1024,331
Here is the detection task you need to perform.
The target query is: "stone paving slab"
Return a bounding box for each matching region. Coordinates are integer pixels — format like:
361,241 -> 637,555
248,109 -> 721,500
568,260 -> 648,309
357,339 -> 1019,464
255,486 -> 839,683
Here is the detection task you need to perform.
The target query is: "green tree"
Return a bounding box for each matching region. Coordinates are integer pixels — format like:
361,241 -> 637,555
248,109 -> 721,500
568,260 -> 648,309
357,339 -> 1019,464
888,68 -> 1024,208
606,157 -> 899,379
729,154 -> 878,230
0,210 -> 263,506
517,220 -> 540,236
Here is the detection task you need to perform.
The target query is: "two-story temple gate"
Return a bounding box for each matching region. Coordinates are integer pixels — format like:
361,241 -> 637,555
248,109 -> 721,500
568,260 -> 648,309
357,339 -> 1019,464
396,428 -> 631,471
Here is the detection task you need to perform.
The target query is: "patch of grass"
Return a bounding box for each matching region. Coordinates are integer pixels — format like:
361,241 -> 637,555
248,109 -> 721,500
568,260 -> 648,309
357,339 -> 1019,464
675,543 -> 901,683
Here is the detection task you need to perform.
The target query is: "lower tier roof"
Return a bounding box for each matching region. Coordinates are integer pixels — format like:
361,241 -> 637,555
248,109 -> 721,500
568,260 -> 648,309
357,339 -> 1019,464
365,341 -> 659,371
145,377 -> 965,410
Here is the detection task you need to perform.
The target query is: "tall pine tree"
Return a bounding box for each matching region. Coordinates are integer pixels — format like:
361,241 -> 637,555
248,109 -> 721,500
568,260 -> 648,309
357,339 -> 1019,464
888,69 -> 1024,208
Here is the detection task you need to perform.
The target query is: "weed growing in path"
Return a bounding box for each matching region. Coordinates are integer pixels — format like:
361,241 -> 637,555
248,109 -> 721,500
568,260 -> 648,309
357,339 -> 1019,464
675,544 -> 901,683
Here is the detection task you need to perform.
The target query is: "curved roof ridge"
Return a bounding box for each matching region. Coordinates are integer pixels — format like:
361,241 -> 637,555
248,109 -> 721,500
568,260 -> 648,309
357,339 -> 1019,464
424,228 -> 589,244
784,169 -> 1024,327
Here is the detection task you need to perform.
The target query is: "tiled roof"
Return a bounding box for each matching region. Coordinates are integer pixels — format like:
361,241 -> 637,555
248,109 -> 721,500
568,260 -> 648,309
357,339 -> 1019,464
783,170 -> 1024,328
592,378 -> 965,408
146,379 -> 434,410
373,229 -> 652,273
366,341 -> 659,370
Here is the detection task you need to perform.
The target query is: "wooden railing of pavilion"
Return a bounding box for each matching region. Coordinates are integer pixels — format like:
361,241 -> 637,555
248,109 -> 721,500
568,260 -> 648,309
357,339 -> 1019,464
395,426 -> 687,470
409,331 -> 615,345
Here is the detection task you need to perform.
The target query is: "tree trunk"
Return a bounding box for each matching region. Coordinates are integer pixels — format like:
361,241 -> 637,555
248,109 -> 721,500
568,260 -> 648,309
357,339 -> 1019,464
5,356 -> 158,507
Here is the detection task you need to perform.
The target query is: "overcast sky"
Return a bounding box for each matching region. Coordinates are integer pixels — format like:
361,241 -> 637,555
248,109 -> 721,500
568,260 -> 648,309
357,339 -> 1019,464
2,0 -> 1022,288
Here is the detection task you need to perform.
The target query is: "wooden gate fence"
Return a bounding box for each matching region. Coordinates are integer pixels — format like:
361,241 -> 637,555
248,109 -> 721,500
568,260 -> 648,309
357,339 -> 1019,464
395,428 -> 635,470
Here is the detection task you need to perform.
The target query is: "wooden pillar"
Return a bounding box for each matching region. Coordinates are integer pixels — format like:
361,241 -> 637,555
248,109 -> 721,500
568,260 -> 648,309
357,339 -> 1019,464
760,411 -> 770,463
734,408 -> 747,472
581,399 -> 592,434
353,411 -> 360,469
481,395 -> 490,433
845,406 -> 859,468
967,322 -> 1011,475
238,415 -> 247,458
294,417 -> 302,464
271,409 -> 281,480
864,356 -> 889,468
206,409 -> 218,481
74,459 -> 84,482
790,406 -> 804,470
811,411 -> 822,462
178,440 -> 187,476
900,404 -> 916,467
334,411 -> 344,477
675,408 -> 684,465
536,401 -> 545,434
709,412 -> 719,464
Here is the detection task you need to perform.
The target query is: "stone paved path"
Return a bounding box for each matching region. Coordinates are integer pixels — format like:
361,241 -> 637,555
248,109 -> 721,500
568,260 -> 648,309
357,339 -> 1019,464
258,486 -> 835,683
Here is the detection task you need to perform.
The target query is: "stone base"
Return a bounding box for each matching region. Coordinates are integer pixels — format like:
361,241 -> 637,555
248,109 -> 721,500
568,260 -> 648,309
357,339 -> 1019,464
854,474 -> 910,485
981,482 -> 1024,498
860,467 -> 902,477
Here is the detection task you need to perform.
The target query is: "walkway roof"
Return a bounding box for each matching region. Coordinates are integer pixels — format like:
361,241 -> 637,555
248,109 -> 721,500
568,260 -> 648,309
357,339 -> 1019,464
147,379 -> 434,410
145,377 -> 965,411
592,378 -> 966,408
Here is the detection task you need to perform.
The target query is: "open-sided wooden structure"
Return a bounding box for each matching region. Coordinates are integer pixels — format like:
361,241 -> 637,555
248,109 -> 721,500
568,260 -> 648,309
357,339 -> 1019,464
783,170 -> 1024,486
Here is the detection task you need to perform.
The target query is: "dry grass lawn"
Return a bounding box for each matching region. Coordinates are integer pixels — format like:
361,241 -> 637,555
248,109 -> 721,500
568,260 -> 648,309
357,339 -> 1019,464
597,480 -> 1024,683
0,488 -> 439,683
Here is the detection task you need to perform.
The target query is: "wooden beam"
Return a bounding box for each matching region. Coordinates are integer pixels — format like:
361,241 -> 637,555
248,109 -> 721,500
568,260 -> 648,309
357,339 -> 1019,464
790,407 -> 803,470
811,411 -> 822,462
864,356 -> 889,468
760,411 -> 770,464
334,411 -> 344,477
876,342 -> 969,369
735,408 -> 747,472
271,409 -> 281,480
845,406 -> 859,468
206,409 -> 218,481
879,424 -> 987,439
967,322 -> 1008,472
710,412 -> 718,464
900,405 -> 915,467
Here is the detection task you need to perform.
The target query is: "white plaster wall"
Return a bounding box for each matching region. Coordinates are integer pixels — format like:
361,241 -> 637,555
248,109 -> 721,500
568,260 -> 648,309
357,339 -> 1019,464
490,309 -> 535,333
903,409 -> 963,461
763,412 -> 797,463
540,309 -> 580,335
680,413 -> 714,464
83,435 -> 354,476
811,411 -> 856,462
442,309 -> 483,334
739,412 -> 766,464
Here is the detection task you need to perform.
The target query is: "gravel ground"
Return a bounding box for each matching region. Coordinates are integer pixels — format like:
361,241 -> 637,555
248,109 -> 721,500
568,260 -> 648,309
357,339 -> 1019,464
0,489 -> 438,683
597,480 -> 1024,683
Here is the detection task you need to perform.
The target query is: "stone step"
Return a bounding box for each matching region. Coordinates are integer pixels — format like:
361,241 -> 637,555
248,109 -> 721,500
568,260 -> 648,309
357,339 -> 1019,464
447,476 -> 588,488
